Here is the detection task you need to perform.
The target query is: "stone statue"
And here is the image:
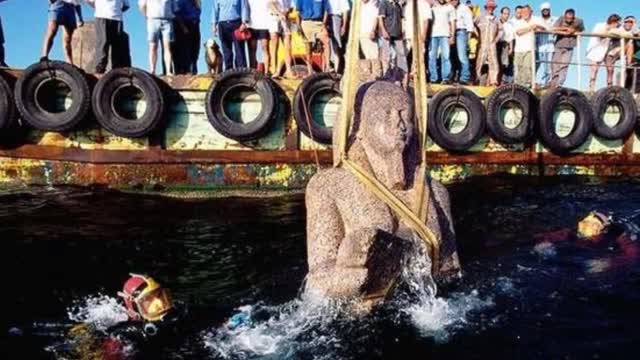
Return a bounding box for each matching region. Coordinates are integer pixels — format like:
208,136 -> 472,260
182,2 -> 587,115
305,81 -> 460,307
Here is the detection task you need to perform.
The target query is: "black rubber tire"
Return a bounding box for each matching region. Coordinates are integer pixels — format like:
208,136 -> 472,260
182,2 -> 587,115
485,84 -> 537,144
0,72 -> 17,132
538,87 -> 593,154
205,68 -> 277,142
293,72 -> 341,145
428,87 -> 486,152
591,86 -> 637,140
15,60 -> 91,132
92,67 -> 165,138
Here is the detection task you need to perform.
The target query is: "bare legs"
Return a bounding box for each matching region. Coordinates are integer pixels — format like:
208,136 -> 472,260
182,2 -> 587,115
149,40 -> 173,75
42,21 -> 74,64
269,32 -> 293,78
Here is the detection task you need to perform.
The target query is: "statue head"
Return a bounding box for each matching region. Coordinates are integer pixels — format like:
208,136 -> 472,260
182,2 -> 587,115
355,81 -> 415,190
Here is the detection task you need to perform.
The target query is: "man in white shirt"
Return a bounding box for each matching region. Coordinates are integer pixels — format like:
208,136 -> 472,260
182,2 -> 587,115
429,0 -> 456,83
86,0 -> 131,74
360,0 -> 380,60
403,0 -> 431,52
326,0 -> 350,72
450,0 -> 473,84
513,5 -> 545,86
140,0 -> 176,75
497,6 -> 514,83
535,2 -> 557,88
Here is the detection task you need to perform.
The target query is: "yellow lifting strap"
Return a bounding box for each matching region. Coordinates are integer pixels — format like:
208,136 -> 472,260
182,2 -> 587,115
334,0 -> 438,275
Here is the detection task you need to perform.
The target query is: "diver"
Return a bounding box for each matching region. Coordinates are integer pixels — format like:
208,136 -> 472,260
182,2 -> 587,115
534,210 -> 640,273
51,274 -> 186,359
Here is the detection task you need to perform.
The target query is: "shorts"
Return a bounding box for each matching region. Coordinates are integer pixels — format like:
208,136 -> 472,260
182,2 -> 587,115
251,29 -> 270,40
147,18 -> 174,43
48,4 -> 77,29
300,20 -> 325,43
269,17 -> 291,35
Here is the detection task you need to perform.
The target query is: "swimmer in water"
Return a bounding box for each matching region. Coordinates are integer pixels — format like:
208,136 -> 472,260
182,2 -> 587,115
534,210 -> 640,273
50,274 -> 186,359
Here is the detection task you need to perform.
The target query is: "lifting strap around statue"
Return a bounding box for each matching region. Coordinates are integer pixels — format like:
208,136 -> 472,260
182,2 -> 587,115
335,0 -> 438,278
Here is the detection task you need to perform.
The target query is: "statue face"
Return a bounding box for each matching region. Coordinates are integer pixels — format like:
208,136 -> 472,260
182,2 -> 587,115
360,82 -> 414,156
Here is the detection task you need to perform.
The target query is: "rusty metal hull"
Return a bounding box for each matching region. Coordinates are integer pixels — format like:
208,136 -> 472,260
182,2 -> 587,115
1,70 -> 640,192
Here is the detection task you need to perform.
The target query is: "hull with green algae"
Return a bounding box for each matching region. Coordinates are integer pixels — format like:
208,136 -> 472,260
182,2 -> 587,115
1,68 -> 640,196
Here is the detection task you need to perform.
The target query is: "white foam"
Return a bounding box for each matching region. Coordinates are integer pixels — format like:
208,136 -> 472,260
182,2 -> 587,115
66,294 -> 129,332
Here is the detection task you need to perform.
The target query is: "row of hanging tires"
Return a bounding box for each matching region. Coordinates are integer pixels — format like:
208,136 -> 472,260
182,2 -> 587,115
0,61 -> 638,155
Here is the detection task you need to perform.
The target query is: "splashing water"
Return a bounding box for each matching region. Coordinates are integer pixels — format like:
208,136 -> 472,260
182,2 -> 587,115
397,240 -> 494,343
203,291 -> 353,360
204,238 -> 494,358
66,294 -> 129,332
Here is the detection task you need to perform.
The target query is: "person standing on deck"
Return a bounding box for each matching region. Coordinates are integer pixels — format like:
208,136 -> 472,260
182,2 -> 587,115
625,17 -> 640,93
497,6 -> 514,84
212,0 -> 249,71
548,8 -> 584,88
474,0 -> 501,86
604,16 -> 636,87
140,0 -> 177,76
402,0 -> 431,74
41,0 -> 84,65
326,0 -> 350,73
450,0 -> 474,85
428,0 -> 456,84
294,0 -> 330,74
535,2 -> 556,89
378,0 -> 408,86
247,0 -> 274,73
174,0 -> 201,75
513,5 -> 545,87
268,0 -> 294,78
86,0 -> 131,74
360,0 -> 381,60
586,14 -> 621,91
0,0 -> 8,67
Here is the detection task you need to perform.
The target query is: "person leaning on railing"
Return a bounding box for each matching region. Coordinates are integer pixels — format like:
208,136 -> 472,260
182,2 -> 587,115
513,5 -> 545,87
548,8 -> 584,89
586,14 -> 622,91
604,16 -> 636,87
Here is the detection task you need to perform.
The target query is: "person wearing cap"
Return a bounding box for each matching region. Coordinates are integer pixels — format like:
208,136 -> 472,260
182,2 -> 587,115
625,16 -> 640,93
497,6 -> 514,84
41,0 -> 84,65
428,0 -> 456,84
548,8 -> 584,88
534,211 -> 640,274
212,0 -> 250,71
513,5 -> 545,86
604,15 -> 636,88
535,2 -> 556,89
586,14 -> 621,91
474,0 -> 501,86
450,0 -> 474,84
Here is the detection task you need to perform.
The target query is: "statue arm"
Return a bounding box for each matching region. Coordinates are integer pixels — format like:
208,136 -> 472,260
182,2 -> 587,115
305,181 -> 344,274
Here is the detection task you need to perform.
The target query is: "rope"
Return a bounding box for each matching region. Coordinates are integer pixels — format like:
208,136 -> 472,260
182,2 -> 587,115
300,85 -> 321,170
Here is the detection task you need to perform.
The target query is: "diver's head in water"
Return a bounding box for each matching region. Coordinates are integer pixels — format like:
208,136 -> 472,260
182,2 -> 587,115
577,211 -> 612,241
118,274 -> 173,322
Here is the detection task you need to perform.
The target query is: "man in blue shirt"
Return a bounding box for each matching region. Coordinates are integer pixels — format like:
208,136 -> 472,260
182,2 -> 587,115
0,0 -> 7,67
212,0 -> 249,70
294,0 -> 329,74
174,0 -> 201,74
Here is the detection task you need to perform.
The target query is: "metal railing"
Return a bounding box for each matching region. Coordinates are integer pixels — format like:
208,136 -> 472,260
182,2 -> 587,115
532,30 -> 640,92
